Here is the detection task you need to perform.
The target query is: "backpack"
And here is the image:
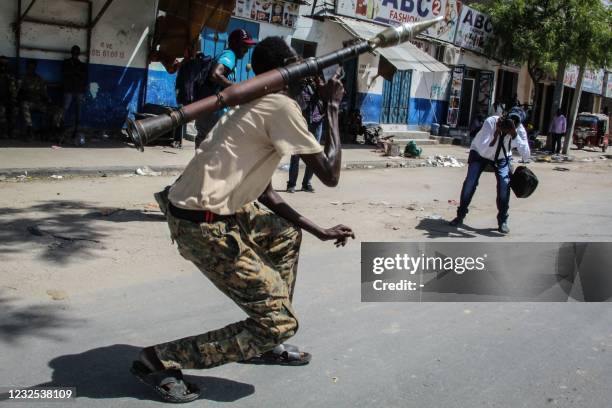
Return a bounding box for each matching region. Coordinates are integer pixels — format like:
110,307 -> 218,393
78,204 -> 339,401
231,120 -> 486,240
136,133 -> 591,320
497,133 -> 539,198
509,166 -> 538,198
175,53 -> 214,105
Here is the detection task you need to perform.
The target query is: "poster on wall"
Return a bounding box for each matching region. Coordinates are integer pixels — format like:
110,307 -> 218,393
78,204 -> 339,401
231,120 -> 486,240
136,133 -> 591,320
564,65 -> 605,95
253,0 -> 272,22
582,69 -> 605,95
270,1 -> 284,24
447,65 -> 464,127
606,72 -> 612,99
453,5 -> 494,54
476,71 -> 493,117
563,65 -> 578,88
235,0 -> 297,27
283,3 -> 299,27
336,0 -> 461,43
235,0 -> 254,18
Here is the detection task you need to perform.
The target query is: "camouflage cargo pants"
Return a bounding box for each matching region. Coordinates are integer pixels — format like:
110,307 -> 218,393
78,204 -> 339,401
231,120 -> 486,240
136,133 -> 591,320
153,196 -> 302,370
21,101 -> 63,128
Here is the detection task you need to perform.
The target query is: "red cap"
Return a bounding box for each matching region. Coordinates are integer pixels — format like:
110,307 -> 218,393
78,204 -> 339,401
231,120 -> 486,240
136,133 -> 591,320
228,28 -> 257,46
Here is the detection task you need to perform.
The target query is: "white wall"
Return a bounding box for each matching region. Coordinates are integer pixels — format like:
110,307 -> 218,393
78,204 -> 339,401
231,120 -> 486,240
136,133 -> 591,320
411,70 -> 451,100
0,0 -> 156,69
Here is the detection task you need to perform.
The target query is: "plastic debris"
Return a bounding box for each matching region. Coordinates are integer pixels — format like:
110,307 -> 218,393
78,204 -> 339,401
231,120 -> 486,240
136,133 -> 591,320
404,140 -> 422,158
50,175 -> 63,179
46,289 -> 68,301
425,214 -> 443,220
135,166 -> 161,176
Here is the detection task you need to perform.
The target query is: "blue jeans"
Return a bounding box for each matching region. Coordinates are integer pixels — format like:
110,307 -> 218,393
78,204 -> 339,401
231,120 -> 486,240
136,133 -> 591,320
457,150 -> 512,225
287,121 -> 323,189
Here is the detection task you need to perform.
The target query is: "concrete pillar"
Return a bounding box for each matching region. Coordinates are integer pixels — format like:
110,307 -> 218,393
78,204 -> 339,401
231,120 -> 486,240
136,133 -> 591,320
593,95 -> 602,114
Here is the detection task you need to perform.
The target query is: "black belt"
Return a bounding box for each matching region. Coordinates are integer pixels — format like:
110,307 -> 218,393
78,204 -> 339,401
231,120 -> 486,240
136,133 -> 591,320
169,202 -> 232,223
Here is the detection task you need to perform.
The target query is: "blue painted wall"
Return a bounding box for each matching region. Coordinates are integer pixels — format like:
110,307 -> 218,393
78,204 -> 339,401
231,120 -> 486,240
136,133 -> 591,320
13,57 -> 146,129
356,92 -> 383,123
357,92 -> 447,127
145,68 -> 177,107
408,98 -> 448,127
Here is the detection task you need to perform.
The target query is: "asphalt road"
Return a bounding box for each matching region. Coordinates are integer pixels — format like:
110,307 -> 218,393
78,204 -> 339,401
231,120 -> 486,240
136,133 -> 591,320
1,163 -> 612,407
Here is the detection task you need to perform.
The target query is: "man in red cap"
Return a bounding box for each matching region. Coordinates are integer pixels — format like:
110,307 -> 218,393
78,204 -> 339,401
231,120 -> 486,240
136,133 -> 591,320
194,28 -> 256,148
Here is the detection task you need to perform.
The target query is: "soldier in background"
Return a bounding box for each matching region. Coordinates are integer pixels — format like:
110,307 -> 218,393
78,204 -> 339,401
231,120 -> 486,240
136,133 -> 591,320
0,56 -> 18,139
19,59 -> 63,142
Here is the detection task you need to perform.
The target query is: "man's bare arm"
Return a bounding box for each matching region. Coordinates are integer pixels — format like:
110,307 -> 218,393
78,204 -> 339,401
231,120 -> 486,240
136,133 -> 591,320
209,63 -> 233,88
258,183 -> 354,246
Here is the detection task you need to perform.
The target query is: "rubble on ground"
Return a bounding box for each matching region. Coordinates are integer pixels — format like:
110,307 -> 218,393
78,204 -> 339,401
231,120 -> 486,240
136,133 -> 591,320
422,155 -> 464,168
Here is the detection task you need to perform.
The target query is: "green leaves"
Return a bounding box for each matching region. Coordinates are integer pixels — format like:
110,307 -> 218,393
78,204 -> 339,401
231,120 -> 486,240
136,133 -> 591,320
480,0 -> 611,78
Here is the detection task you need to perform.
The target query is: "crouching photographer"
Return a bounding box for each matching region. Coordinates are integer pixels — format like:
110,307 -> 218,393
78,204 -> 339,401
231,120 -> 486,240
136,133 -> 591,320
449,109 -> 531,234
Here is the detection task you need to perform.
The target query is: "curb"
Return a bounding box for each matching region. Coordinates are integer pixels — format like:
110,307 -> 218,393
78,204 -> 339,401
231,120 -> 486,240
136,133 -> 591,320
0,159 -> 448,179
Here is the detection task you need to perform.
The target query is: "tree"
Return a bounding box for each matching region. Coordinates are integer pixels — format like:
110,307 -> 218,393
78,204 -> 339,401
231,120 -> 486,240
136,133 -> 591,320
476,0 -> 612,154
476,0 -> 562,107
560,1 -> 612,154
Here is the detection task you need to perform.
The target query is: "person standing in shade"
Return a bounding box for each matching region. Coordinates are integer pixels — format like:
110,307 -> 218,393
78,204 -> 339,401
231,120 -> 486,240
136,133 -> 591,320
194,28 -> 256,148
61,45 -> 88,146
449,109 -> 531,234
549,109 -> 566,154
0,56 -> 18,139
287,75 -> 326,193
19,59 -> 63,142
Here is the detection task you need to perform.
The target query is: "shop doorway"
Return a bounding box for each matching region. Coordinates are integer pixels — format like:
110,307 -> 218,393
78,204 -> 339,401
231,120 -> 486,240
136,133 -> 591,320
380,70 -> 412,124
458,78 -> 475,128
496,69 -> 519,107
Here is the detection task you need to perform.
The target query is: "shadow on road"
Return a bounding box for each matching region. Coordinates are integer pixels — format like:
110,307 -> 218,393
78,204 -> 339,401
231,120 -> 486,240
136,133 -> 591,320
0,344 -> 255,403
0,200 -> 165,264
0,293 -> 84,344
415,218 -> 505,238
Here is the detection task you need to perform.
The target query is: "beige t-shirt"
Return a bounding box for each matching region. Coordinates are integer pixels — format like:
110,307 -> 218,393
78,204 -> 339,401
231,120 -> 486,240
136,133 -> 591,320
169,93 -> 324,214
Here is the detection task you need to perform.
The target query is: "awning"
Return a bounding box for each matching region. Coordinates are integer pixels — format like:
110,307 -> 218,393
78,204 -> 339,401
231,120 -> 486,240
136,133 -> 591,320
332,16 -> 450,75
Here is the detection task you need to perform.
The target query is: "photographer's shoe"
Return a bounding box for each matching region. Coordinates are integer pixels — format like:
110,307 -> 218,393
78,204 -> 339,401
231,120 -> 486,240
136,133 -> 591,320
449,216 -> 464,227
498,222 -> 510,234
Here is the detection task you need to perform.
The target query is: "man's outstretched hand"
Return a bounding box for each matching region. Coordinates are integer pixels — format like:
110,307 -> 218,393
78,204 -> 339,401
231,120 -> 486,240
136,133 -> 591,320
318,224 -> 355,247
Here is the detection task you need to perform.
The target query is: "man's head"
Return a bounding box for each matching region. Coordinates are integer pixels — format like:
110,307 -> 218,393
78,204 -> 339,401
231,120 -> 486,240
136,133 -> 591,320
26,59 -> 37,75
499,117 -> 517,137
251,36 -> 297,75
227,29 -> 256,59
71,45 -> 81,59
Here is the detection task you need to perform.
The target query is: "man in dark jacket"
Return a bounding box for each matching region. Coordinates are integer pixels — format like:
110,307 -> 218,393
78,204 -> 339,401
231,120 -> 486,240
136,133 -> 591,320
62,45 -> 88,145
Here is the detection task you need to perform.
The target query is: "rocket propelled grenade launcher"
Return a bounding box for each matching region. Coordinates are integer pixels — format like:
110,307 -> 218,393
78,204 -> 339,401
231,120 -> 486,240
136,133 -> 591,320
128,16 -> 444,151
